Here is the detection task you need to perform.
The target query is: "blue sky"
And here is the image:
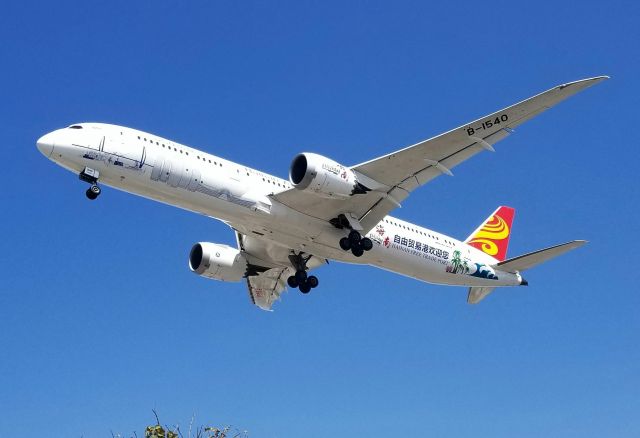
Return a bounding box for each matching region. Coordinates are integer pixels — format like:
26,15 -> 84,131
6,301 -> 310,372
1,1 -> 638,437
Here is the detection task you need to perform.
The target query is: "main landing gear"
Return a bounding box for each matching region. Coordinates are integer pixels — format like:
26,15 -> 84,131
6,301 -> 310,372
79,167 -> 101,200
339,230 -> 373,258
287,253 -> 319,294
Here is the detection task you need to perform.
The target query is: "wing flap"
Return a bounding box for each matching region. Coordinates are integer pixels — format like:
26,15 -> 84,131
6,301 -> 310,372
247,267 -> 293,311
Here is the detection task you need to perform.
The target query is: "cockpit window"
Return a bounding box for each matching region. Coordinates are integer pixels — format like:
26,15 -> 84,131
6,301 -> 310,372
69,125 -> 83,129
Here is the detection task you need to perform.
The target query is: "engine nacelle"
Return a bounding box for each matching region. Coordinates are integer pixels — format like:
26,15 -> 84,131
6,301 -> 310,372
289,153 -> 368,199
189,242 -> 247,282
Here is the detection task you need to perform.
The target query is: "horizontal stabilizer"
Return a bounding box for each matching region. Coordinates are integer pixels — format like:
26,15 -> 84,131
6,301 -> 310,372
467,286 -> 496,304
496,240 -> 587,273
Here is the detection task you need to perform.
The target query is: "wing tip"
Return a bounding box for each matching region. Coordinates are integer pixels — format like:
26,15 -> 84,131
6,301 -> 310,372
558,75 -> 610,90
585,75 -> 610,85
548,239 -> 589,250
583,75 -> 610,81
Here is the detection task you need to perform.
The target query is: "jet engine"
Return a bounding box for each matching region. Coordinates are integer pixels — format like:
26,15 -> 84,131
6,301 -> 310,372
289,153 -> 369,199
189,242 -> 247,282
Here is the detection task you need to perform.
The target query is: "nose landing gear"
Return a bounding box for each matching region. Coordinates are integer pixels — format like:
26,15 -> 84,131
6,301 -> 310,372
339,230 -> 373,257
79,167 -> 101,200
86,184 -> 101,200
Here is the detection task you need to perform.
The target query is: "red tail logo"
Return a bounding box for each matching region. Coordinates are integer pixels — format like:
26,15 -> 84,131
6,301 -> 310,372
465,206 -> 515,261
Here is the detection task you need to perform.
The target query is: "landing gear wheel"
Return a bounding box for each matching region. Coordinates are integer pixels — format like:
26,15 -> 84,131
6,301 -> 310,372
86,184 -> 101,200
288,252 -> 318,293
348,230 -> 362,244
339,237 -> 351,251
287,275 -> 299,288
352,246 -> 364,257
307,275 -> 319,288
361,237 -> 373,251
295,270 -> 308,283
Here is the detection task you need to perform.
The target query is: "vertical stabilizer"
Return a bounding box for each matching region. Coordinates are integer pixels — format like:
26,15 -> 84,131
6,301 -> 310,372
465,206 -> 515,261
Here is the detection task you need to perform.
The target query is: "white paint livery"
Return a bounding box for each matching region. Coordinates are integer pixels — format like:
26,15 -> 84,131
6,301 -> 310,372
36,77 -> 606,310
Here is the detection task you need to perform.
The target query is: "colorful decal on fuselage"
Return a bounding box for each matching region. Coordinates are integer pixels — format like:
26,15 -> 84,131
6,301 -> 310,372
445,250 -> 498,280
369,227 -> 389,247
446,250 -> 470,274
469,263 -> 498,280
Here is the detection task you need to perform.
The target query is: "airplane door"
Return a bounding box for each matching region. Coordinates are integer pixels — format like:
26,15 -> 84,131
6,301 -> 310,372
103,134 -> 146,169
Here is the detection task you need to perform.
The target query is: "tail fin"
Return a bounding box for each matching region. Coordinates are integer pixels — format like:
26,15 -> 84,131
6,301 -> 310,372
465,206 -> 515,261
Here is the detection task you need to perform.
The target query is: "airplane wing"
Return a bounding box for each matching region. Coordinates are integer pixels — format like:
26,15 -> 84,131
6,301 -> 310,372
247,267 -> 293,311
274,76 -> 607,231
237,232 -> 326,310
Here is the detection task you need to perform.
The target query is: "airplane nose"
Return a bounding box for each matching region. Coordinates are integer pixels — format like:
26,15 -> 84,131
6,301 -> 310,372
36,132 -> 55,158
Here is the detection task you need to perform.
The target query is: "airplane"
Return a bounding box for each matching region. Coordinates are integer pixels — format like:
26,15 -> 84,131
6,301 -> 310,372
36,76 -> 607,310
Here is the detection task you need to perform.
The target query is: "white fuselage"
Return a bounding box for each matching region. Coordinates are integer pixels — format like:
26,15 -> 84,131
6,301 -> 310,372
37,123 -> 523,288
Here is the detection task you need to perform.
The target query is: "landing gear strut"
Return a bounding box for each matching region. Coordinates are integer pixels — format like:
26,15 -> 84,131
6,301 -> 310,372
80,167 -> 101,201
287,253 -> 319,294
339,230 -> 373,257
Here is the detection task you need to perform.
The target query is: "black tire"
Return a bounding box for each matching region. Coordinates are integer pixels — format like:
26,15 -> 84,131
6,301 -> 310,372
287,275 -> 299,288
90,185 -> 101,195
348,230 -> 362,244
339,237 -> 351,251
295,270 -> 307,283
299,282 -> 311,294
352,246 -> 364,257
307,275 -> 319,288
361,237 -> 373,251
86,188 -> 97,200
